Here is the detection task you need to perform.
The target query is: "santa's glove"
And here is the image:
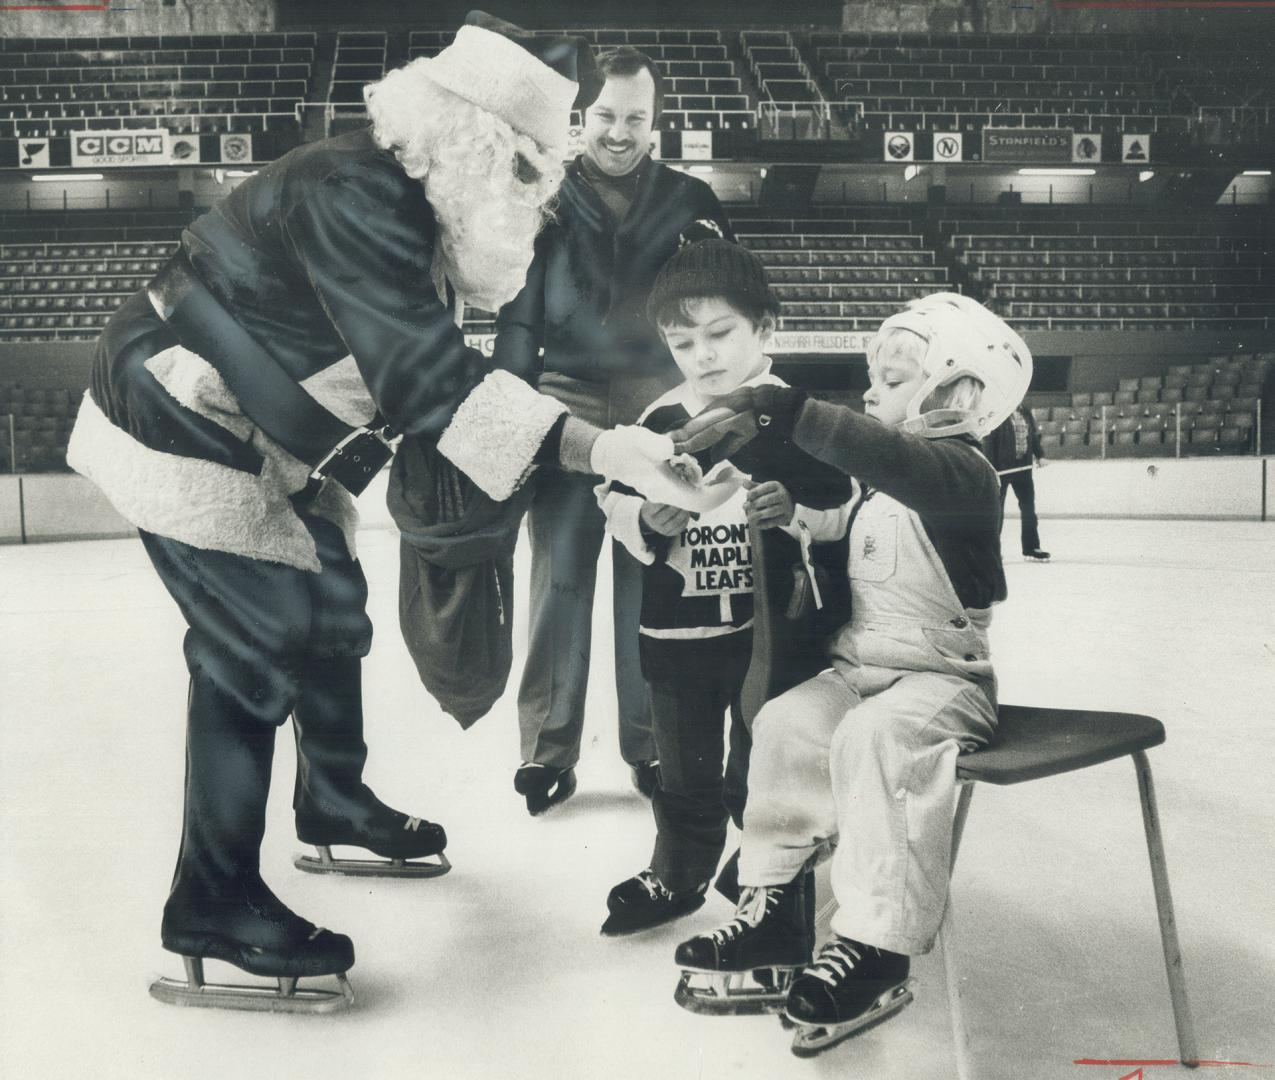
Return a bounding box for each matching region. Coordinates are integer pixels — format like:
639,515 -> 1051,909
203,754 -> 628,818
587,425 -> 703,508
670,386 -> 808,462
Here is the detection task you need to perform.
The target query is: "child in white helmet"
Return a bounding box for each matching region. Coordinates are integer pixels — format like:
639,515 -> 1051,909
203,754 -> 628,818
667,294 -> 1032,1055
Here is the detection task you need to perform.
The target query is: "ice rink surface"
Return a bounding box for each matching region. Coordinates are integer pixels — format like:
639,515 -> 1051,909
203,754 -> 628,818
2,517 -> 1273,1080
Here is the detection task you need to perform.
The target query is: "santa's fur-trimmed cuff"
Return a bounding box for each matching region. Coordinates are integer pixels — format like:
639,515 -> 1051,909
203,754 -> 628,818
436,370 -> 567,500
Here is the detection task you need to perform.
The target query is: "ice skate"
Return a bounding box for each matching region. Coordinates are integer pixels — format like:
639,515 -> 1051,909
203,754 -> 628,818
514,762 -> 577,816
153,675 -> 357,1013
154,876 -> 357,1014
294,799 -> 450,878
292,657 -> 450,878
601,869 -> 706,936
785,936 -> 914,1057
151,888 -> 355,1014
673,870 -> 815,1016
1024,548 -> 1051,561
150,955 -> 355,1014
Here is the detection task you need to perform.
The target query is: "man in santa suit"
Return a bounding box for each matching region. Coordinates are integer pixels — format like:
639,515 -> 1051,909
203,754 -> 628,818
68,11 -> 689,1008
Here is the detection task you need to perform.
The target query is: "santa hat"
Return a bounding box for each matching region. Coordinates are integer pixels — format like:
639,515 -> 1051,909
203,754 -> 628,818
385,11 -> 599,156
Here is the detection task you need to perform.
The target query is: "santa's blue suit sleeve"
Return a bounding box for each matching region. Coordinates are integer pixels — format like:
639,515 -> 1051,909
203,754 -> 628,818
282,158 -> 567,499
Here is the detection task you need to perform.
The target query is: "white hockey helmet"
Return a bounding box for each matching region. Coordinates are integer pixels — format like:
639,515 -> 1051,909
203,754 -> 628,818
871,292 -> 1032,439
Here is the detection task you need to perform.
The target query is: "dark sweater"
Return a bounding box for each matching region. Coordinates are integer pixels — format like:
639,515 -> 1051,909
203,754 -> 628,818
615,386 -> 856,683
791,400 -> 1006,609
490,155 -> 733,385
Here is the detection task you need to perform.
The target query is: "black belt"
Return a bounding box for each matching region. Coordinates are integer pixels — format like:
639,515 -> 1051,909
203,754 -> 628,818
147,254 -> 394,497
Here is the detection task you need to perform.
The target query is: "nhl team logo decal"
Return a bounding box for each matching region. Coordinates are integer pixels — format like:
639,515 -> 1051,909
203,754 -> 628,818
1122,134 -> 1151,163
885,132 -> 914,162
932,133 -> 962,162
1072,133 -> 1101,163
220,133 -> 254,164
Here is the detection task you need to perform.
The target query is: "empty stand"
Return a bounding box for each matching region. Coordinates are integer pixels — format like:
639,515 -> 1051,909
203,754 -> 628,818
729,205 -> 949,331
808,31 -> 1186,136
406,27 -> 754,131
1041,354 -> 1268,460
741,31 -> 829,138
0,210 -> 187,343
0,383 -> 78,472
328,31 -> 386,112
946,208 -> 1275,332
0,32 -> 315,140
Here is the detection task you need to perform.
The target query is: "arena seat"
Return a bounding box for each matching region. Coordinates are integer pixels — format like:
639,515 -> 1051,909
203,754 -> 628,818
0,32 -> 314,137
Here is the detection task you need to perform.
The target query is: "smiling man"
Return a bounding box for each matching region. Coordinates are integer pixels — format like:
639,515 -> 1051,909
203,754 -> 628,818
493,46 -> 734,815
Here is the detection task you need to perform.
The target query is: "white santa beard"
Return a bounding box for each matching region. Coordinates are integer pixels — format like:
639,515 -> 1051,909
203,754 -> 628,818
426,168 -> 549,313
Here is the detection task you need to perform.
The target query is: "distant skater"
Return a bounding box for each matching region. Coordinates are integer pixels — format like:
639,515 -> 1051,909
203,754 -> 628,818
985,404 -> 1050,561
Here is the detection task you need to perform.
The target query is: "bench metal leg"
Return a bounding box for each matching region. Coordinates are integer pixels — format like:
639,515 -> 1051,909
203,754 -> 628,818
1132,750 -> 1200,1067
941,782 -> 977,1080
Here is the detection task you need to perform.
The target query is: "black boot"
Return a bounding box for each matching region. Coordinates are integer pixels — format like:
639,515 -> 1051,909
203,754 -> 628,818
162,674 -> 353,979
514,762 -> 577,816
675,869 -> 815,973
601,869 -> 706,936
292,657 -> 446,860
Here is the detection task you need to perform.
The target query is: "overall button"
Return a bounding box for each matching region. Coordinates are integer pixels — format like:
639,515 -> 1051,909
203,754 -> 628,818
951,616 -> 968,628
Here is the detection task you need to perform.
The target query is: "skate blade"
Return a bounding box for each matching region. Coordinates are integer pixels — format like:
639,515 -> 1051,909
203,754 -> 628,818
673,966 -> 797,1016
149,970 -> 354,1015
788,980 -> 915,1058
294,846 -> 451,879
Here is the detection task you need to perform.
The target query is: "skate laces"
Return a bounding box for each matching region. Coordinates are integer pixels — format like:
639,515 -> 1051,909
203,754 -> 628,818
707,885 -> 782,946
805,938 -> 864,987
636,868 -> 673,900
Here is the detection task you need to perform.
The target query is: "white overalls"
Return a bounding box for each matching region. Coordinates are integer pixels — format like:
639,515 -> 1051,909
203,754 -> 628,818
738,487 -> 998,956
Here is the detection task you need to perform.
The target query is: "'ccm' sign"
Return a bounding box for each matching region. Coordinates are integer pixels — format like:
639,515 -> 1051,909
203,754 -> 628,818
71,131 -> 170,167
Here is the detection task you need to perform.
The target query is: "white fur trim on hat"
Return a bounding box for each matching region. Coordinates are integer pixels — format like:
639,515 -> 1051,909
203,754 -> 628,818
435,369 -> 568,500
411,25 -> 576,154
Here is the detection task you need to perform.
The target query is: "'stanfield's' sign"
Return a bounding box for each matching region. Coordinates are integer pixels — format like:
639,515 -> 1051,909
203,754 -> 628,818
981,128 -> 1074,164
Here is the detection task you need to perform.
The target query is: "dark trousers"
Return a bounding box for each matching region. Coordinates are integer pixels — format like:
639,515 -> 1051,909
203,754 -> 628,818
517,468 -> 654,768
140,510 -> 375,911
649,663 -> 752,893
1000,469 -> 1042,554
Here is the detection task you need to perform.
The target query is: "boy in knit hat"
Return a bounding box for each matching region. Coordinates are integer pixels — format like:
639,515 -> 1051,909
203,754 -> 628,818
596,240 -> 850,936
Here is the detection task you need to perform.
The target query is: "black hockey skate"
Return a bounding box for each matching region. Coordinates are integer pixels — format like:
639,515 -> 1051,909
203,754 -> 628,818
785,936 -> 915,1057
294,794 -> 450,879
630,759 -> 661,799
152,879 -> 355,1014
291,658 -> 449,878
514,763 -> 577,816
601,869 -> 707,936
673,870 -> 815,1016
151,675 -> 355,1014
1024,548 -> 1051,561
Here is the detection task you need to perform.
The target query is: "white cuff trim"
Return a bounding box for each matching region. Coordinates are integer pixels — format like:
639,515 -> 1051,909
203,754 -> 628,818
436,370 -> 567,501
595,483 -> 654,565
787,503 -> 851,543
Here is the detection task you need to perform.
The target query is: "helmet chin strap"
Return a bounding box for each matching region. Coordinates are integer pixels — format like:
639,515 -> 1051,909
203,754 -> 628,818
900,407 -> 979,440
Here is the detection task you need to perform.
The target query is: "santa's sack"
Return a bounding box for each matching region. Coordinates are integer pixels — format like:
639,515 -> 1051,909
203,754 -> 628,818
388,433 -> 534,729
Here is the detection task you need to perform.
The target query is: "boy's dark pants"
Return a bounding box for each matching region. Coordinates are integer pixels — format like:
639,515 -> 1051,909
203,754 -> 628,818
648,645 -> 752,894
